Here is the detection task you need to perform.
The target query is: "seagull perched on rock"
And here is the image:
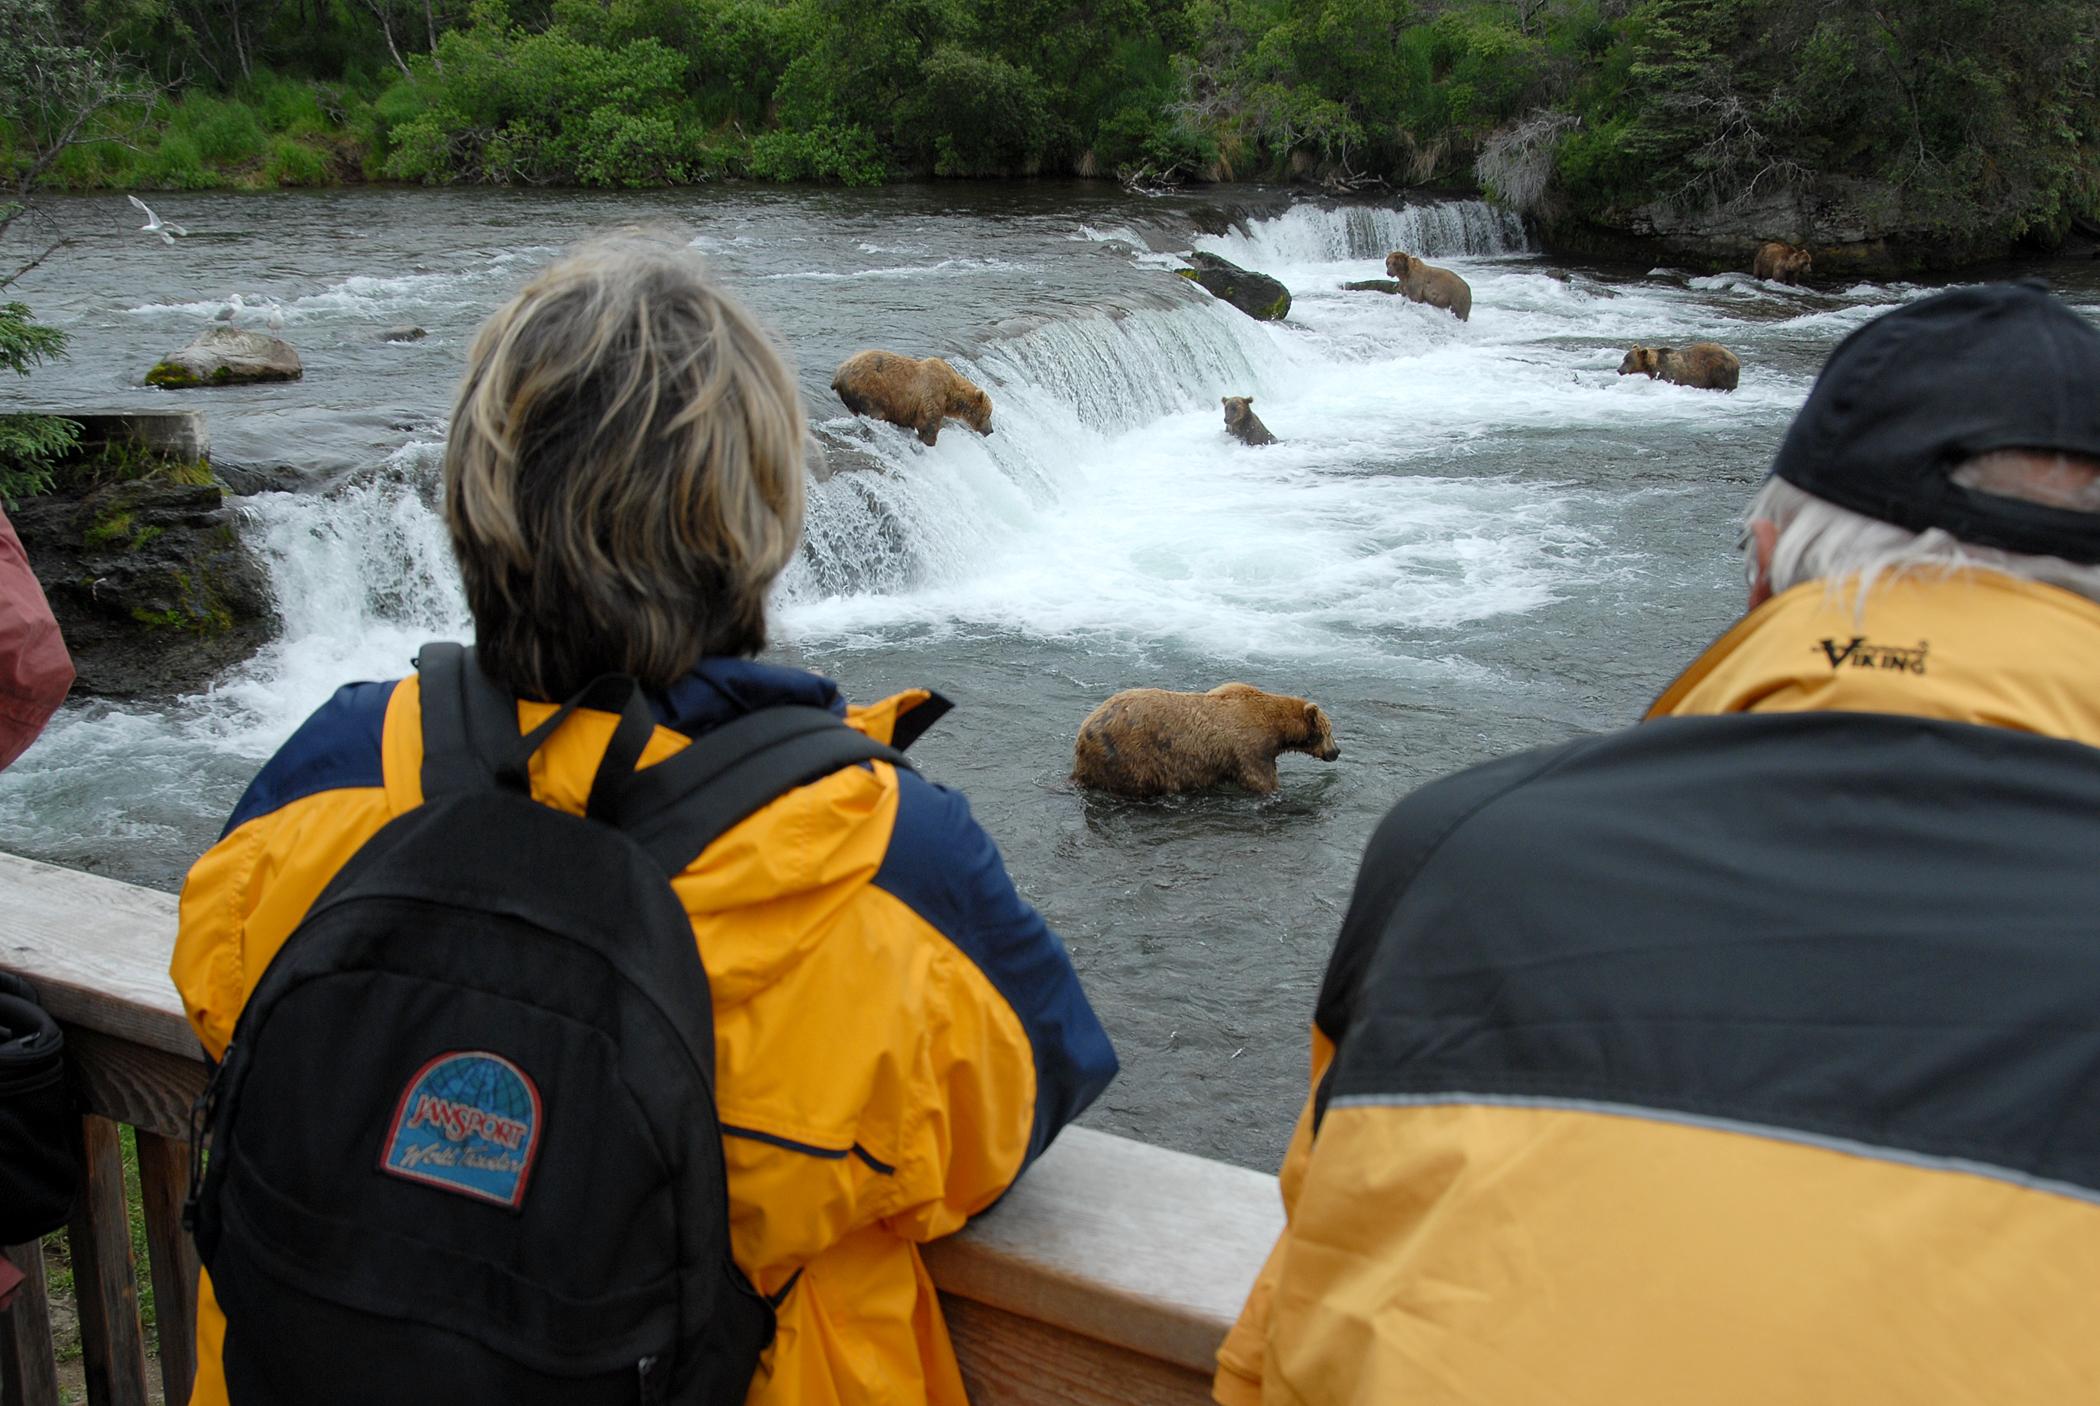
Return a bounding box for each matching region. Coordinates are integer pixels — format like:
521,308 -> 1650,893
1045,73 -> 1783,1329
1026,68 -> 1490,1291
128,195 -> 187,244
212,293 -> 246,323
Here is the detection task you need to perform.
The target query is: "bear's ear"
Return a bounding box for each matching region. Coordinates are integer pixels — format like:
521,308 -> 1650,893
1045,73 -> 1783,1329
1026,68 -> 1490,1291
1303,701 -> 1321,733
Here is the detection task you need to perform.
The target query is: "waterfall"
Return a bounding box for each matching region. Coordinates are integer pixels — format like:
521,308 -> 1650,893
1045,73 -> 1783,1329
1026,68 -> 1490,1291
1193,200 -> 1529,269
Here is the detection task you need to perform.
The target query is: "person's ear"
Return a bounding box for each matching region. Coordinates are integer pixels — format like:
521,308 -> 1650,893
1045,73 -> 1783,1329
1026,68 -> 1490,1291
1747,518 -> 1779,609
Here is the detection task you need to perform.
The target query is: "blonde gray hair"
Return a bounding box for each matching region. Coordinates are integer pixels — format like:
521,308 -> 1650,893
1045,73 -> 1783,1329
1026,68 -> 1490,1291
1745,451 -> 2100,609
444,236 -> 805,699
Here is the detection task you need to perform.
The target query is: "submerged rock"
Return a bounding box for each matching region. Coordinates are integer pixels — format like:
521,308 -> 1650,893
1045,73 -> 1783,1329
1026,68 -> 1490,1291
1177,252 -> 1292,321
1343,279 -> 1402,294
146,327 -> 303,388
379,325 -> 427,343
10,431 -> 276,696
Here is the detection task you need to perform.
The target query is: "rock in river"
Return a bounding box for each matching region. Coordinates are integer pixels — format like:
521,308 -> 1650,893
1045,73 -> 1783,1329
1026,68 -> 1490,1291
146,326 -> 303,388
1177,252 -> 1292,321
379,324 -> 427,343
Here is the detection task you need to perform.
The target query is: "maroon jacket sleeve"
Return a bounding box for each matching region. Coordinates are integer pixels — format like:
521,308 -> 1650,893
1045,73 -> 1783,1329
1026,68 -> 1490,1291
0,506 -> 74,770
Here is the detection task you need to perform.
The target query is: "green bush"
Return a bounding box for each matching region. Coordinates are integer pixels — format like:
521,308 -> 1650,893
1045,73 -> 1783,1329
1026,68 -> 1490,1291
262,135 -> 332,185
745,125 -> 886,185
897,47 -> 1052,177
181,97 -> 267,165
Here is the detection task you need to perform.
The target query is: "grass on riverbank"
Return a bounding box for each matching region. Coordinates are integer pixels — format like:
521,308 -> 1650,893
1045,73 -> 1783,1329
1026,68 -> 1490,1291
33,74 -> 374,192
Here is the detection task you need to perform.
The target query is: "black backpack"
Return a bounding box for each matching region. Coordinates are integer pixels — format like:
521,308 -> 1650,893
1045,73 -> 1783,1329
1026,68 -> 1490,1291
0,970 -> 78,1245
186,644 -> 908,1404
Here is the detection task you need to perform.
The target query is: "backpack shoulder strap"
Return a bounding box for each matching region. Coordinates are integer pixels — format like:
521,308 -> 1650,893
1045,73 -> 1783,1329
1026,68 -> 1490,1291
615,707 -> 911,876
416,642 -> 657,819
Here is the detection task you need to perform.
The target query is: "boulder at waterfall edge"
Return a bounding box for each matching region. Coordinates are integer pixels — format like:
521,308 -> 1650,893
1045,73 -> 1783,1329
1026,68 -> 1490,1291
146,326 -> 303,388
1177,252 -> 1292,321
10,416 -> 276,696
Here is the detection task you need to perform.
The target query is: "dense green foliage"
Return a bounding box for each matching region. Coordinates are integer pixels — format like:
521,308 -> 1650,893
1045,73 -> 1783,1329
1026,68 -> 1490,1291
0,302 -> 79,504
3,0 -> 2097,250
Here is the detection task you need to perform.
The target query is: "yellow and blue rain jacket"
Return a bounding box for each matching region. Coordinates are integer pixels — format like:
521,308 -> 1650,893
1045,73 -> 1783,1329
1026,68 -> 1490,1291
172,656 -> 1118,1406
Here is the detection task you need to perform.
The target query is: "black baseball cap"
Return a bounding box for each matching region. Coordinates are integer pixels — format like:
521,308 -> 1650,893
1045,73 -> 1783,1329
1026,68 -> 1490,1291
1771,281 -> 2100,564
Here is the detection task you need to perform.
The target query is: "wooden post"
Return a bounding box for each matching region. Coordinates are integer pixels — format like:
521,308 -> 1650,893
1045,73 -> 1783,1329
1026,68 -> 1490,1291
136,1132 -> 199,1405
65,1116 -> 149,1406
0,1239 -> 59,1406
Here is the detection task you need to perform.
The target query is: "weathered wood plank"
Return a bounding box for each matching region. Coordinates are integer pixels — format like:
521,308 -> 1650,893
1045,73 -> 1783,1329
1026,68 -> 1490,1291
922,1125 -> 1281,1374
942,1294 -> 1214,1405
940,1301 -> 1209,1406
0,1239 -> 59,1406
65,1117 -> 149,1406
64,1029 -> 208,1143
136,1133 -> 199,1406
0,853 -> 192,1060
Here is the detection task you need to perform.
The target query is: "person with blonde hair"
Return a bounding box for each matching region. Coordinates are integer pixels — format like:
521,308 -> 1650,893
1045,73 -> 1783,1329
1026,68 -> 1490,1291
172,236 -> 1116,1405
1218,282 -> 2100,1405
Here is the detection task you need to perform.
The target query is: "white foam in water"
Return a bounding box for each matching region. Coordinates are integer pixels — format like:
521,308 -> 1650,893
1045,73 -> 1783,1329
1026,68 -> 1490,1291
1193,200 -> 1527,270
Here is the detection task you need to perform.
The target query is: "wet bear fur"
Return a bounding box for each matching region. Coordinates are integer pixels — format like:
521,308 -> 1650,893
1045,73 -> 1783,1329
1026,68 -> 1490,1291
832,350 -> 995,447
1383,251 -> 1472,322
1752,240 -> 1814,284
1071,683 -> 1340,797
1617,342 -> 1741,392
1222,395 -> 1276,446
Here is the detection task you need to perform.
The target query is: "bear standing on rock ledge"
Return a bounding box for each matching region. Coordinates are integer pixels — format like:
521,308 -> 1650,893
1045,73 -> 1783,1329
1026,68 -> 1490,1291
1384,251 -> 1472,321
831,350 -> 995,446
1071,683 -> 1340,797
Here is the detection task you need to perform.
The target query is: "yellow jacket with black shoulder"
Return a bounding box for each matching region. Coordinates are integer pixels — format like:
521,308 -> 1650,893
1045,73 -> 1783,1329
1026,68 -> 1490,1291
1217,573 -> 2100,1405
173,656 -> 1118,1406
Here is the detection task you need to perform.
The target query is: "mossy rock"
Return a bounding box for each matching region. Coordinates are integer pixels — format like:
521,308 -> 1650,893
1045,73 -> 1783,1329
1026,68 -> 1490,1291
145,326 -> 303,389
1177,251 -> 1293,322
10,473 -> 277,696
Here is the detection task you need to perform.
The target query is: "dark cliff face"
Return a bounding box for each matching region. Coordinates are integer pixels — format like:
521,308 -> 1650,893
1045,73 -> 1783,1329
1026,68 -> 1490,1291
12,474 -> 276,698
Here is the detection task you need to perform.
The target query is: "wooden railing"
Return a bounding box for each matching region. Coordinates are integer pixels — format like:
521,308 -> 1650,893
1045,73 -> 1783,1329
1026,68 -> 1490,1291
0,851 -> 1279,1405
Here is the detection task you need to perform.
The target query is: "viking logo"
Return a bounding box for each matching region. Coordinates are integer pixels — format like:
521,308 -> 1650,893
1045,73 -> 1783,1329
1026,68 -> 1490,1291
1814,637 -> 1929,675
379,1051 -> 543,1209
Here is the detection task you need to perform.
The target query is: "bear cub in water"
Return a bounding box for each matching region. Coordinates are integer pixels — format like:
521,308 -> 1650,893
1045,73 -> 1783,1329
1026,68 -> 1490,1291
1222,395 -> 1276,446
1071,683 -> 1339,797
832,350 -> 995,446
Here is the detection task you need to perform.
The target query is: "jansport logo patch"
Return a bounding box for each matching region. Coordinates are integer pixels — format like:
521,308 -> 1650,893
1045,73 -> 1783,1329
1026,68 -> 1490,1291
1814,637 -> 1928,675
379,1051 -> 543,1209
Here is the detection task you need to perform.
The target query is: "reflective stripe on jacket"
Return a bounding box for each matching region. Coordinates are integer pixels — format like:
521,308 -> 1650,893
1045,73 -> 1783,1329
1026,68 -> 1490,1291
173,656 -> 1118,1406
1217,573 -> 2100,1405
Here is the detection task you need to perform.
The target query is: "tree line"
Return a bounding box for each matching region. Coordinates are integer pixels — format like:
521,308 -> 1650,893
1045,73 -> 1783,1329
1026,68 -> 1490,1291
3,0 -> 2097,241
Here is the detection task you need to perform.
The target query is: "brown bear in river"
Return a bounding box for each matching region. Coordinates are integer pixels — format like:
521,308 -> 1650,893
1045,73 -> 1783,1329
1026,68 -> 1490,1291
1070,683 -> 1340,797
1383,251 -> 1472,322
1617,342 -> 1741,392
831,350 -> 995,446
1752,240 -> 1813,285
1222,395 -> 1276,446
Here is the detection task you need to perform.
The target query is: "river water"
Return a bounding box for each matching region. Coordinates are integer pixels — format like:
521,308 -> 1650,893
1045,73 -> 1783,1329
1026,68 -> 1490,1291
5,184 -> 2095,1169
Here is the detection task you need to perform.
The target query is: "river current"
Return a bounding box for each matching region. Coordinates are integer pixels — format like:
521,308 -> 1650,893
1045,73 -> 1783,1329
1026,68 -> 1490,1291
6,184 -> 2095,1169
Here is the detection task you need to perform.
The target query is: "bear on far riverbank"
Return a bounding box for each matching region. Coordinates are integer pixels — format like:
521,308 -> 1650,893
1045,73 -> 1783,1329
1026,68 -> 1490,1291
832,350 -> 995,446
1753,240 -> 1814,284
1071,683 -> 1340,797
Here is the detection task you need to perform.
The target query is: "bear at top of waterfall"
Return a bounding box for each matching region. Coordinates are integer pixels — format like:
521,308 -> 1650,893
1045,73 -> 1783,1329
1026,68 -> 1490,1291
1383,251 -> 1472,322
831,350 -> 995,447
1071,683 -> 1340,798
1222,395 -> 1277,446
1753,240 -> 1814,285
1617,342 -> 1742,392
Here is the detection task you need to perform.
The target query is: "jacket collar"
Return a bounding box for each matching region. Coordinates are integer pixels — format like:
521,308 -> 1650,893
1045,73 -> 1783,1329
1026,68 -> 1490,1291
1647,570 -> 2100,750
652,658 -> 847,736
